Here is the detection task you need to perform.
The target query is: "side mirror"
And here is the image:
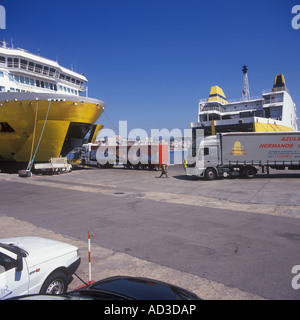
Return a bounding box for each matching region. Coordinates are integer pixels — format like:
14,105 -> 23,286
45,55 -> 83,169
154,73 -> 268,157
16,255 -> 23,272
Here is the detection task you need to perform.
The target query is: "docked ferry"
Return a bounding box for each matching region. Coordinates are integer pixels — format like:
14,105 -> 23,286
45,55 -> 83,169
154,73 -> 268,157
191,72 -> 298,139
0,41 -> 106,168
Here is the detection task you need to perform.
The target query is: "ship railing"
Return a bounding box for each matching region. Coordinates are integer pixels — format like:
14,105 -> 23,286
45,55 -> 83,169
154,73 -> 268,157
9,63 -> 85,90
199,105 -> 223,112
8,63 -> 57,80
262,87 -> 289,94
199,95 -> 262,106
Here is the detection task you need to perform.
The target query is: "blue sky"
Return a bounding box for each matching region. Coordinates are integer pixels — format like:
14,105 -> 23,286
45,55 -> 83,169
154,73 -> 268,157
1,0 -> 300,135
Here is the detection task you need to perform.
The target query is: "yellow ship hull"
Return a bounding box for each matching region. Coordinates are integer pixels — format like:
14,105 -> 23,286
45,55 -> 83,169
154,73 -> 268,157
0,93 -> 105,164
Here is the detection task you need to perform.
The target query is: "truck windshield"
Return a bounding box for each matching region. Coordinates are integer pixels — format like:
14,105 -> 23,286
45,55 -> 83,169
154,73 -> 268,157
186,137 -> 204,165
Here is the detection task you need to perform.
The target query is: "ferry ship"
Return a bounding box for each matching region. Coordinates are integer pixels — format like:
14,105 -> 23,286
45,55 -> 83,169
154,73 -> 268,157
0,41 -> 106,169
191,68 -> 298,139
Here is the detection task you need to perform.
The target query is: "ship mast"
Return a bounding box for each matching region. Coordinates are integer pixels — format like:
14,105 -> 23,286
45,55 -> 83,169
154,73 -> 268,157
242,65 -> 250,101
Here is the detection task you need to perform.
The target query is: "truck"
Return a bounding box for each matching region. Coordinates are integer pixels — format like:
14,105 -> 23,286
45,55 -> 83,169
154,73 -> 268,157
0,236 -> 80,299
185,132 -> 300,180
80,143 -> 169,170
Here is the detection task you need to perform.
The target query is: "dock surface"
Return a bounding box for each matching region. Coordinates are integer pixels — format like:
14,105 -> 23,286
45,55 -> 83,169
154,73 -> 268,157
1,165 -> 300,300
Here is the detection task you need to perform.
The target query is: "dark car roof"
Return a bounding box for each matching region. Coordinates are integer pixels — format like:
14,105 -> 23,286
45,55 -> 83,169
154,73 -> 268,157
75,276 -> 201,300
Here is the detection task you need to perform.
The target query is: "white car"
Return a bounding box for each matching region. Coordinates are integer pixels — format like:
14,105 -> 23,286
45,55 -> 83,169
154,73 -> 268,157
0,237 -> 81,300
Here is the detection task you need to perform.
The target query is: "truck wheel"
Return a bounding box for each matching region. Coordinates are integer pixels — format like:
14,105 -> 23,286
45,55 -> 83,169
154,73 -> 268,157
244,166 -> 257,179
205,168 -> 217,181
40,271 -> 68,295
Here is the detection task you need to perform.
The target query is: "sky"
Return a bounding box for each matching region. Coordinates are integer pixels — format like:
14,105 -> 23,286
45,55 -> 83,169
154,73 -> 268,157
1,0 -> 300,136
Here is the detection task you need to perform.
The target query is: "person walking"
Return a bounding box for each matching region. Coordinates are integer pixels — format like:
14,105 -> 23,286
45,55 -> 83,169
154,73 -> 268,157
159,162 -> 169,178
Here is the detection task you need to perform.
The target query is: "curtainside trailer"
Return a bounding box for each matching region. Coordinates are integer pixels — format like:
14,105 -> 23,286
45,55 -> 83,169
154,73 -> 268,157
185,132 -> 300,180
81,143 -> 169,170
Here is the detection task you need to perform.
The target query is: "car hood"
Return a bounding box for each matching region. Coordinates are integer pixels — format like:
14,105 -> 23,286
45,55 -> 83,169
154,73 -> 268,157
0,237 -> 78,267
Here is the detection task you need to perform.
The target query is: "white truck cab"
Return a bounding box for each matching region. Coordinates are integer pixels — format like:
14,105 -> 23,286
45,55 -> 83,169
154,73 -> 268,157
186,135 -> 220,180
0,237 -> 80,300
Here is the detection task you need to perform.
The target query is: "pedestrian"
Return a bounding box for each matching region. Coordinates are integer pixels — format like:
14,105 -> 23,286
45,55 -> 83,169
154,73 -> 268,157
159,161 -> 169,178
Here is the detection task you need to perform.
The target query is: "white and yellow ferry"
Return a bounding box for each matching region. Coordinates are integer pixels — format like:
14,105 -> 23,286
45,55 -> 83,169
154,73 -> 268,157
0,41 -> 105,168
191,72 -> 298,138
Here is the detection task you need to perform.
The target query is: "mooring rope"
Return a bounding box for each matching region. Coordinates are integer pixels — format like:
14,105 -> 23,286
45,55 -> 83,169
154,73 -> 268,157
27,99 -> 52,171
26,99 -> 39,171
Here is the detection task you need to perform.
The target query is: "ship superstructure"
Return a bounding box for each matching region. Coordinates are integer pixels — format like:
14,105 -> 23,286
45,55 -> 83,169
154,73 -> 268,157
191,69 -> 298,139
0,41 -> 106,167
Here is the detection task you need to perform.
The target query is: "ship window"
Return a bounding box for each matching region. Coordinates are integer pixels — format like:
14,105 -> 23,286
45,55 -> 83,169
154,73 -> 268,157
13,58 -> 19,68
30,78 -> 34,86
14,75 -> 19,82
59,73 -> 65,80
0,86 -> 5,92
0,71 -> 3,77
66,76 -> 71,82
20,76 -> 24,83
76,80 -> 80,85
54,84 -> 57,91
35,64 -> 42,73
41,81 -> 45,88
43,66 -> 49,75
45,82 -> 49,89
240,111 -> 254,118
20,59 -> 27,69
200,115 -> 208,122
28,62 -> 34,72
7,58 -> 12,67
64,87 -> 66,92
0,56 -> 5,64
71,78 -> 75,84
36,80 -> 40,87
49,68 -> 55,77
10,88 -> 15,92
25,77 -> 29,84
254,110 -> 264,117
270,106 -> 282,120
49,83 -> 53,90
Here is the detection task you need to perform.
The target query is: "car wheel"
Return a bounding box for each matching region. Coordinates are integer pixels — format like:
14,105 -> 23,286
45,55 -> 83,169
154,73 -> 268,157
40,271 -> 68,295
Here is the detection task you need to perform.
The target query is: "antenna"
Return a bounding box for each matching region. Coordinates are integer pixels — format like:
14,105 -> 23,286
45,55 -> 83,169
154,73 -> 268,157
242,65 -> 250,101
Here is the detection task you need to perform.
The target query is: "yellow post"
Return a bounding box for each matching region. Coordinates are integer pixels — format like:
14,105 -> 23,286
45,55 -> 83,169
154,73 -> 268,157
211,121 -> 216,135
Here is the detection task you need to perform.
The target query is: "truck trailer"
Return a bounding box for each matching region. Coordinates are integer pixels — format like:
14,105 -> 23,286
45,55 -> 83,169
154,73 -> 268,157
185,132 -> 300,180
81,143 -> 169,170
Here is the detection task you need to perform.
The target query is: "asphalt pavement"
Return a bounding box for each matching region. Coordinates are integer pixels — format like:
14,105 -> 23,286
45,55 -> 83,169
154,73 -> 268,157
0,165 -> 300,300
